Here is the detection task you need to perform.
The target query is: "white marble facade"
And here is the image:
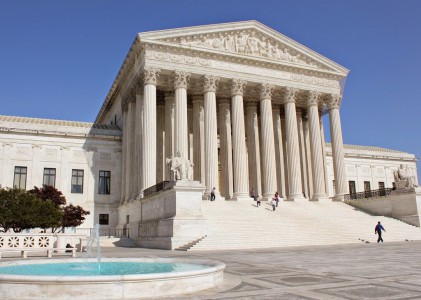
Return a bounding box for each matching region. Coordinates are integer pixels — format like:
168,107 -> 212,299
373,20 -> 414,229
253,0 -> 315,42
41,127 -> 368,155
0,21 -> 418,232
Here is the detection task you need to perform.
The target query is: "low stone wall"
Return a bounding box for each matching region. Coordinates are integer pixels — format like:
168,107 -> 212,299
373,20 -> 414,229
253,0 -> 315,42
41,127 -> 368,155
346,188 -> 421,227
129,181 -> 208,250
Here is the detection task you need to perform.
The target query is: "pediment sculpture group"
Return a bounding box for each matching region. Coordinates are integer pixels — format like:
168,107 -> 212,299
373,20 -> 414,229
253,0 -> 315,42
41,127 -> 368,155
394,164 -> 418,189
181,31 -> 317,67
166,151 -> 194,182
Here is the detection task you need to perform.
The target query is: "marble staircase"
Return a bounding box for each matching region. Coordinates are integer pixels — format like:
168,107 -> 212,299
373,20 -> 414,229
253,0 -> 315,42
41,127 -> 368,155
183,198 -> 421,251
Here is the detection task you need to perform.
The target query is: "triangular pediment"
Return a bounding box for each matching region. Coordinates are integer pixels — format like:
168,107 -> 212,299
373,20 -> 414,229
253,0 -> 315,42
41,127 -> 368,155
138,21 -> 349,75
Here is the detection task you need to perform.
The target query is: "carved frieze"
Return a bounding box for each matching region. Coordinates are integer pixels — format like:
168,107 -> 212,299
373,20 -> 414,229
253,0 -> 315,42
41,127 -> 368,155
163,30 -> 322,69
144,50 -> 340,89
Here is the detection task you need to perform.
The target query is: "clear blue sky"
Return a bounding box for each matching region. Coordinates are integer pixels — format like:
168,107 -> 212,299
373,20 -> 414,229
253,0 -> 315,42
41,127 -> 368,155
1,0 -> 420,177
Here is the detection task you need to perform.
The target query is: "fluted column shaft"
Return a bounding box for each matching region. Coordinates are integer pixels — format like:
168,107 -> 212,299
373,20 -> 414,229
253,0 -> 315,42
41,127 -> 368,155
231,79 -> 249,200
203,75 -> 219,195
307,91 -> 327,200
142,68 -> 160,190
156,102 -> 165,183
328,94 -> 348,200
273,107 -> 286,199
135,92 -> 144,195
246,103 -> 262,198
193,97 -> 205,184
128,100 -> 137,199
164,93 -> 175,180
284,88 -> 304,200
297,110 -> 309,198
174,71 -> 190,158
120,99 -> 128,203
218,99 -> 233,199
259,83 -> 277,200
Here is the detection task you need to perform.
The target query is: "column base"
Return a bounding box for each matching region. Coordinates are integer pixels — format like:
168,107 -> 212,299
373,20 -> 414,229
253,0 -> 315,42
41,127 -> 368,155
286,194 -> 306,201
232,192 -> 252,201
333,194 -> 345,201
310,194 -> 329,202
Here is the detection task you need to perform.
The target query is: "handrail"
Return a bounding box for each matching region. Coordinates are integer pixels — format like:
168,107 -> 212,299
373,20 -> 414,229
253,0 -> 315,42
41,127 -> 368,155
344,188 -> 393,201
143,181 -> 175,197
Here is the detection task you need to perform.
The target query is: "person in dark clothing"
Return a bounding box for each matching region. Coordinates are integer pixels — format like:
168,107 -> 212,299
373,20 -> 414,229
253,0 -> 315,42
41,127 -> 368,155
375,221 -> 386,243
210,187 -> 216,201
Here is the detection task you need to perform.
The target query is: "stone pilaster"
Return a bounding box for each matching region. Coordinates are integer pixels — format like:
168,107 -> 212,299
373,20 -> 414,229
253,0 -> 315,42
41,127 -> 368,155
142,67 -> 160,190
192,96 -> 205,184
173,70 -> 190,159
245,102 -> 262,199
135,87 -> 144,197
203,75 -> 220,195
327,94 -> 348,200
273,106 -> 286,199
128,98 -> 137,199
120,96 -> 128,203
283,87 -> 304,201
307,91 -> 328,201
164,92 -> 175,180
156,101 -> 165,183
259,83 -> 277,201
231,79 -> 249,200
218,98 -> 233,199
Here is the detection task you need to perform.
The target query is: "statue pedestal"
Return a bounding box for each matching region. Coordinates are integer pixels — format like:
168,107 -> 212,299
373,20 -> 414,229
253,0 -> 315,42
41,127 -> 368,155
137,181 -> 208,250
396,180 -> 408,190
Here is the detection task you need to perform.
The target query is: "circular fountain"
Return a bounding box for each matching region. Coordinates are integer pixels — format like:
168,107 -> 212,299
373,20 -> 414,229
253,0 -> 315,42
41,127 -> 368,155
0,257 -> 225,299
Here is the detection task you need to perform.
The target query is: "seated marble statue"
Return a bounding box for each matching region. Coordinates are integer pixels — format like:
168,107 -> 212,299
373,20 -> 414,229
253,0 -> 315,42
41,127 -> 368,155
166,150 -> 194,181
393,164 -> 418,189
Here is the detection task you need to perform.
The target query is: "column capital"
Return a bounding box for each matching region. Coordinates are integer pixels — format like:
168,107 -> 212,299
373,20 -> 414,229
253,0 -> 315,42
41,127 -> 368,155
327,94 -> 342,110
202,75 -> 220,93
230,79 -> 247,96
142,67 -> 161,85
258,83 -> 274,100
173,70 -> 191,89
284,87 -> 299,104
307,90 -> 321,107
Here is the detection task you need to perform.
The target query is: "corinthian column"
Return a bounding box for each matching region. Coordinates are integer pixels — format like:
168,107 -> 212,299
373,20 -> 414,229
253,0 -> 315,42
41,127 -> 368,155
307,91 -> 328,201
327,94 -> 348,200
142,67 -> 160,190
120,96 -> 129,203
273,106 -> 286,199
173,71 -> 190,159
164,92 -> 175,180
203,75 -> 219,196
259,83 -> 277,201
192,96 -> 205,184
231,79 -> 249,200
246,102 -> 262,198
218,98 -> 233,199
283,87 -> 304,201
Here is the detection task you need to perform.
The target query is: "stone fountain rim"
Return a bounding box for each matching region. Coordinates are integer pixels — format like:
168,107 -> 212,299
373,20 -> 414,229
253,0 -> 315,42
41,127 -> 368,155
0,257 -> 226,282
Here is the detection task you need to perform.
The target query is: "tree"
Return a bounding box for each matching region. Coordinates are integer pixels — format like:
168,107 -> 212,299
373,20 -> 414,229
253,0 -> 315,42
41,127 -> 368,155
0,188 -> 62,232
29,185 -> 90,232
61,204 -> 90,228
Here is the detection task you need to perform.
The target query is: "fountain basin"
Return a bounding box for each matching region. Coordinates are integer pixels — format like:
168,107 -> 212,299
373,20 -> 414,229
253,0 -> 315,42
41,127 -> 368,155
0,258 -> 225,300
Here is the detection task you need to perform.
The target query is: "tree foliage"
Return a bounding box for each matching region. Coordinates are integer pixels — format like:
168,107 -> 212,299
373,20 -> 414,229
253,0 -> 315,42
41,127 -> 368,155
29,185 -> 66,207
61,204 -> 90,228
0,188 -> 62,232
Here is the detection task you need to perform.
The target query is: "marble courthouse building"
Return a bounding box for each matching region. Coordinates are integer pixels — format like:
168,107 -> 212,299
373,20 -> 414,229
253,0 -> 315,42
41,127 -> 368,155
0,21 -> 418,231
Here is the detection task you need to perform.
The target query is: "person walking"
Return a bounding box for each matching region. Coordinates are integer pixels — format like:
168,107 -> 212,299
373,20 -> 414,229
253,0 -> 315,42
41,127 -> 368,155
274,191 -> 280,207
250,188 -> 260,207
375,221 -> 386,243
210,187 -> 216,201
271,198 -> 276,211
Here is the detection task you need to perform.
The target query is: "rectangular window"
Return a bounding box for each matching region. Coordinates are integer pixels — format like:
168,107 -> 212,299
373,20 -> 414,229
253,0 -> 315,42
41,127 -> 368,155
379,182 -> 385,196
43,168 -> 56,187
348,181 -> 356,199
98,171 -> 111,194
99,214 -> 109,225
14,166 -> 27,189
364,181 -> 371,198
71,169 -> 84,193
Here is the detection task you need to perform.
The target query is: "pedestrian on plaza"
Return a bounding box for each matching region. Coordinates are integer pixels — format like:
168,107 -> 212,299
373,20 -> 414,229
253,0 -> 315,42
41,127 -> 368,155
210,187 -> 216,201
375,221 -> 386,243
274,191 -> 280,207
271,198 -> 276,211
250,188 -> 259,207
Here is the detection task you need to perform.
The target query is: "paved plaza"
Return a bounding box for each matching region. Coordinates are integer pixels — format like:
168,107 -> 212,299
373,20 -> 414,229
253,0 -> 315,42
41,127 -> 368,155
3,241 -> 421,299
90,241 -> 421,299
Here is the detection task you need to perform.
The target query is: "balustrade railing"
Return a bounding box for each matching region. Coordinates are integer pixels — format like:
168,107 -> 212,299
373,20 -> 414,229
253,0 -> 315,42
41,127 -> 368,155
344,188 -> 393,201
